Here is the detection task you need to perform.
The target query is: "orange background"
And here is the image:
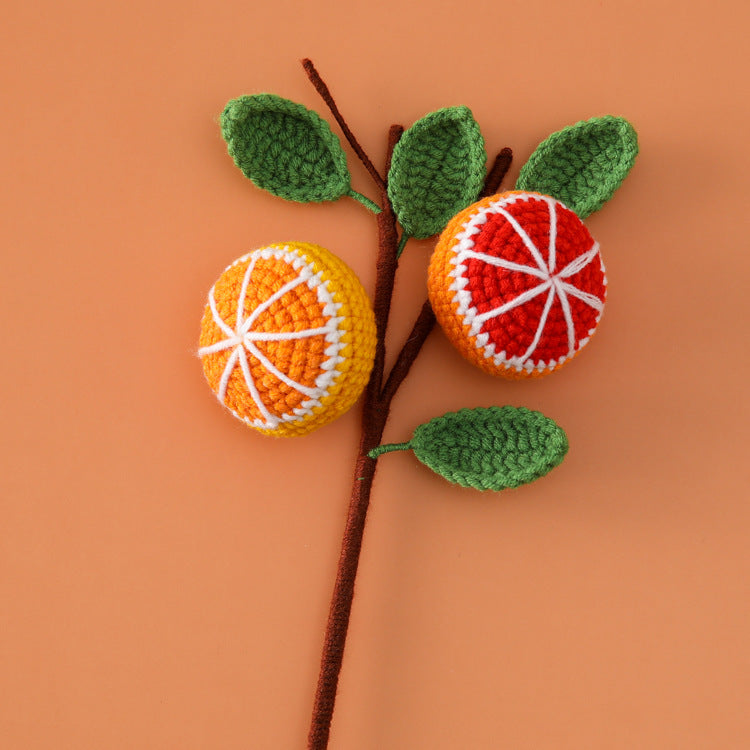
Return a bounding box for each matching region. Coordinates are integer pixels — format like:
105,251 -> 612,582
2,1 -> 749,748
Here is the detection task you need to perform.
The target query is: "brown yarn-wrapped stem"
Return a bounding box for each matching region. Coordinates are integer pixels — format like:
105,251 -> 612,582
481,146 -> 513,197
306,438 -> 385,750
307,123 -> 402,750
302,58 -> 387,194
385,124 -> 403,176
381,300 -> 436,405
304,63 -> 515,746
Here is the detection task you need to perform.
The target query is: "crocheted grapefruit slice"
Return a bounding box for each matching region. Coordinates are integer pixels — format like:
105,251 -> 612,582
199,242 -> 376,436
428,191 -> 607,379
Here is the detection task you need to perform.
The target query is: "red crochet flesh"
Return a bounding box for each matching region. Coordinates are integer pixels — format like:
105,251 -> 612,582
464,194 -> 606,364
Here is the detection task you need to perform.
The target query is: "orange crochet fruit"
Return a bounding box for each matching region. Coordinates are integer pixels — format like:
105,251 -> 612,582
428,191 -> 607,379
199,242 -> 376,436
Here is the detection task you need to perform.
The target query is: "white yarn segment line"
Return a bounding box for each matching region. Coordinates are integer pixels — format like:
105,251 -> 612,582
448,192 -> 606,373
199,246 -> 345,430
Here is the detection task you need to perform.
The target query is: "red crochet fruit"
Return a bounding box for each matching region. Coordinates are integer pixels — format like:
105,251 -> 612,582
428,191 -> 607,378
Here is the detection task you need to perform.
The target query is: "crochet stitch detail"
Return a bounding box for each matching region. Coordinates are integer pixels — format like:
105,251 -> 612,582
387,106 -> 486,239
428,192 -> 606,379
515,115 -> 638,219
199,242 -> 376,437
220,94 -> 351,203
370,406 -> 569,491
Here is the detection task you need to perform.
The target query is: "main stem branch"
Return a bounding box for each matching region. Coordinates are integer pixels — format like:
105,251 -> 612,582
307,127 -> 403,750
302,59 -> 513,750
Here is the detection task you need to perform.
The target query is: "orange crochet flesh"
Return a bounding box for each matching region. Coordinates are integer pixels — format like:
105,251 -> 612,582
428,191 -> 607,379
199,242 -> 376,436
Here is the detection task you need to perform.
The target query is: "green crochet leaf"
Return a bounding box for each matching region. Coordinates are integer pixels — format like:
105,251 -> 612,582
516,115 -> 638,219
369,406 -> 568,491
220,94 -> 351,203
387,106 -> 486,239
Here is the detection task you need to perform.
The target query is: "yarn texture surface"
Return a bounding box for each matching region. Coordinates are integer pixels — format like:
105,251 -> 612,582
199,242 -> 376,436
220,94 -> 351,204
371,407 -> 568,490
516,116 -> 638,219
428,191 -> 606,379
387,106 -> 486,239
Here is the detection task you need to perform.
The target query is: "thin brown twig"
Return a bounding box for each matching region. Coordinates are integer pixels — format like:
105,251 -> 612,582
380,300 -> 436,405
301,58 -> 387,194
481,146 -> 514,197
385,124 -> 404,179
367,204 -> 399,397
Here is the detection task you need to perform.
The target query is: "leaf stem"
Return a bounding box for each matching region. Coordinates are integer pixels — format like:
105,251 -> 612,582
396,233 -> 409,258
301,59 -> 387,194
367,441 -> 411,459
348,189 -> 382,214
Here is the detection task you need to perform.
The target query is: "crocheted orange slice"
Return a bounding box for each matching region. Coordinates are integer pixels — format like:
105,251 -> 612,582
428,191 -> 607,379
199,242 -> 376,436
